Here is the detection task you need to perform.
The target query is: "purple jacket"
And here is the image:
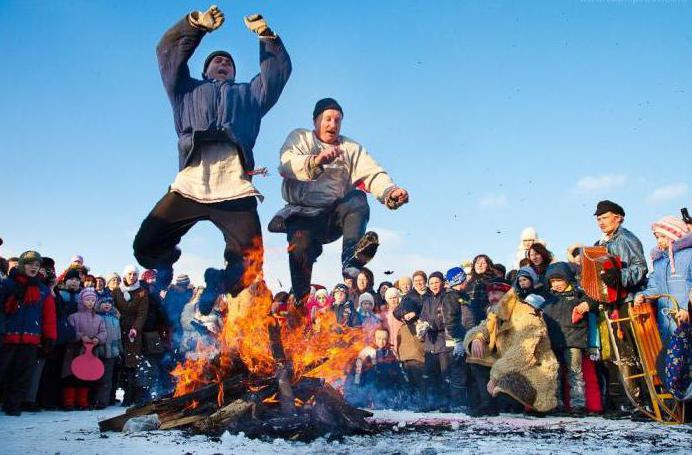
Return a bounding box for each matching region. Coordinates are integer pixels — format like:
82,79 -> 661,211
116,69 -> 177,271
68,301 -> 107,345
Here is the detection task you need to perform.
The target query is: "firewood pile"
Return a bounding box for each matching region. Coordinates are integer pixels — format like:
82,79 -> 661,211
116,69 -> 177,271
99,368 -> 374,441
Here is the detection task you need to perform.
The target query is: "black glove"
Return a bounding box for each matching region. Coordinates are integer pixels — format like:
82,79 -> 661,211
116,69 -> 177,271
601,267 -> 621,288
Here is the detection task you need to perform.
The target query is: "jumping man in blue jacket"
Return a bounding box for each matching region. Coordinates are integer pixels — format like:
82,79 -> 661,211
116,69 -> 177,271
133,5 -> 291,315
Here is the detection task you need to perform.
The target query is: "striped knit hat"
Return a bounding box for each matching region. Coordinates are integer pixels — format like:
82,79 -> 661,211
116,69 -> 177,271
175,274 -> 191,287
652,216 -> 689,242
652,216 -> 690,274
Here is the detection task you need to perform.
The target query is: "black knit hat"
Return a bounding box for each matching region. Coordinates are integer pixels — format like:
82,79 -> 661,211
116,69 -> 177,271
203,50 -> 236,78
313,98 -> 343,120
429,271 -> 445,282
41,257 -> 55,269
594,200 -> 625,217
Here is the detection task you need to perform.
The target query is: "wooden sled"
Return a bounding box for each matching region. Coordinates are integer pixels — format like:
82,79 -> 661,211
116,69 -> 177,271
604,295 -> 686,424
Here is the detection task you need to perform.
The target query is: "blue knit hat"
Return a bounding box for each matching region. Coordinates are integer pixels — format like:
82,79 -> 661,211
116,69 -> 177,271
445,267 -> 467,287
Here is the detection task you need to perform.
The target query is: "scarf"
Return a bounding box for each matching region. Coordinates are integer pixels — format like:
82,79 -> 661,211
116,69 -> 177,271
119,280 -> 141,302
5,269 -> 41,314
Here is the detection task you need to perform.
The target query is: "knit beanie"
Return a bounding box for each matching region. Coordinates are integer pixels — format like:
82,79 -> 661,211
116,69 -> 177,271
123,264 -> 139,276
105,272 -> 120,284
358,292 -> 375,306
313,97 -> 343,120
652,216 -> 690,242
445,267 -> 467,287
520,227 -> 538,241
71,255 -> 84,264
652,215 -> 690,274
429,271 -> 445,282
175,274 -> 191,287
79,287 -> 98,304
203,50 -> 236,78
524,294 -> 546,310
18,250 -> 42,268
384,287 -> 400,300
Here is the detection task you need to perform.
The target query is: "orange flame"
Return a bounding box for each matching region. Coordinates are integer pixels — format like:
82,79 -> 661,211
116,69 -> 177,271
171,236 -> 366,404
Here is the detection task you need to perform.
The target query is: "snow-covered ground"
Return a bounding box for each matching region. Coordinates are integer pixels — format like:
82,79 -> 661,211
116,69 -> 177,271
1,406 -> 690,454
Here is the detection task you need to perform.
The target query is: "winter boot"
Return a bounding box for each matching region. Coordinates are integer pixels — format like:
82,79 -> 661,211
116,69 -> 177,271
353,231 -> 379,267
198,268 -> 224,315
62,387 -> 76,411
76,387 -> 90,410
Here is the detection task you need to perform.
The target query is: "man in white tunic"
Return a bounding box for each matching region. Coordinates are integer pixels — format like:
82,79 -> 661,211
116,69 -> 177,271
270,98 -> 409,302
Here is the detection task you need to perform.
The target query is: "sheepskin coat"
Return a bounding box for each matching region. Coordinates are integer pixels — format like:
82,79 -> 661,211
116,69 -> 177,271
464,290 -> 559,412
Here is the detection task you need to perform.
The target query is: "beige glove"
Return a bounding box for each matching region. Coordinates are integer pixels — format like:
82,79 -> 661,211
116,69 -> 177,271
244,14 -> 273,37
189,5 -> 225,32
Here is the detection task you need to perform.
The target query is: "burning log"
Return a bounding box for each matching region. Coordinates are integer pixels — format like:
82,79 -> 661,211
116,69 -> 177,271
100,269 -> 374,441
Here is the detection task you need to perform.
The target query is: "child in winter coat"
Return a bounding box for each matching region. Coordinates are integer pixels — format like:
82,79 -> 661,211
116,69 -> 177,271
64,288 -> 107,410
332,283 -> 360,327
357,292 -> 381,334
542,262 -> 595,413
93,296 -> 122,409
349,328 -> 404,408
0,251 -> 57,416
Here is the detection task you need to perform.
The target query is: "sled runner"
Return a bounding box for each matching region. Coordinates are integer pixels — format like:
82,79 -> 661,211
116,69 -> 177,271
71,341 -> 105,381
604,295 -> 686,424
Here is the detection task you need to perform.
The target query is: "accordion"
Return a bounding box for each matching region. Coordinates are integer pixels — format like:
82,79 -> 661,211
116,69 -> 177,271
580,246 -> 628,304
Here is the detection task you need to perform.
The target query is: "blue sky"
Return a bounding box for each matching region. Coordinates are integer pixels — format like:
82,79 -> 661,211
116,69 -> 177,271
1,0 -> 691,290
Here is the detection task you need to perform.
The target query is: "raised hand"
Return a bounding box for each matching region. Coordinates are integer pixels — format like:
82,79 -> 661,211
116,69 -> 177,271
189,5 -> 225,31
244,14 -> 272,36
386,187 -> 409,210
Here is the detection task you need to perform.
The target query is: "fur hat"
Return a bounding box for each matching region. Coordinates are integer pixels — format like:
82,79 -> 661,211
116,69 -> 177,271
64,268 -> 81,282
105,272 -> 120,284
18,250 -> 42,267
486,281 -> 512,294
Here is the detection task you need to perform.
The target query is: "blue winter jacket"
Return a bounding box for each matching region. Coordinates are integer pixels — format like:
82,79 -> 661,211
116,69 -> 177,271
157,17 -> 292,172
639,233 -> 692,340
596,226 -> 648,302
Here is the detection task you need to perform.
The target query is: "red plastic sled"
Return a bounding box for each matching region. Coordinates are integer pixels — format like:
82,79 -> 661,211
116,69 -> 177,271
71,341 -> 105,381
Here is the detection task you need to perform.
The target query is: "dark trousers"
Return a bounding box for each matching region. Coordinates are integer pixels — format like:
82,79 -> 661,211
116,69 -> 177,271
286,190 -> 370,299
423,350 -> 463,410
133,192 -> 262,293
468,363 -> 497,412
93,358 -> 116,407
402,359 -> 425,409
0,344 -> 38,412
38,345 -> 65,409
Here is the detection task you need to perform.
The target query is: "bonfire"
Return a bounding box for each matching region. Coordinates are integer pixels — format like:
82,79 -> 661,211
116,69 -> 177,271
100,240 -> 374,441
